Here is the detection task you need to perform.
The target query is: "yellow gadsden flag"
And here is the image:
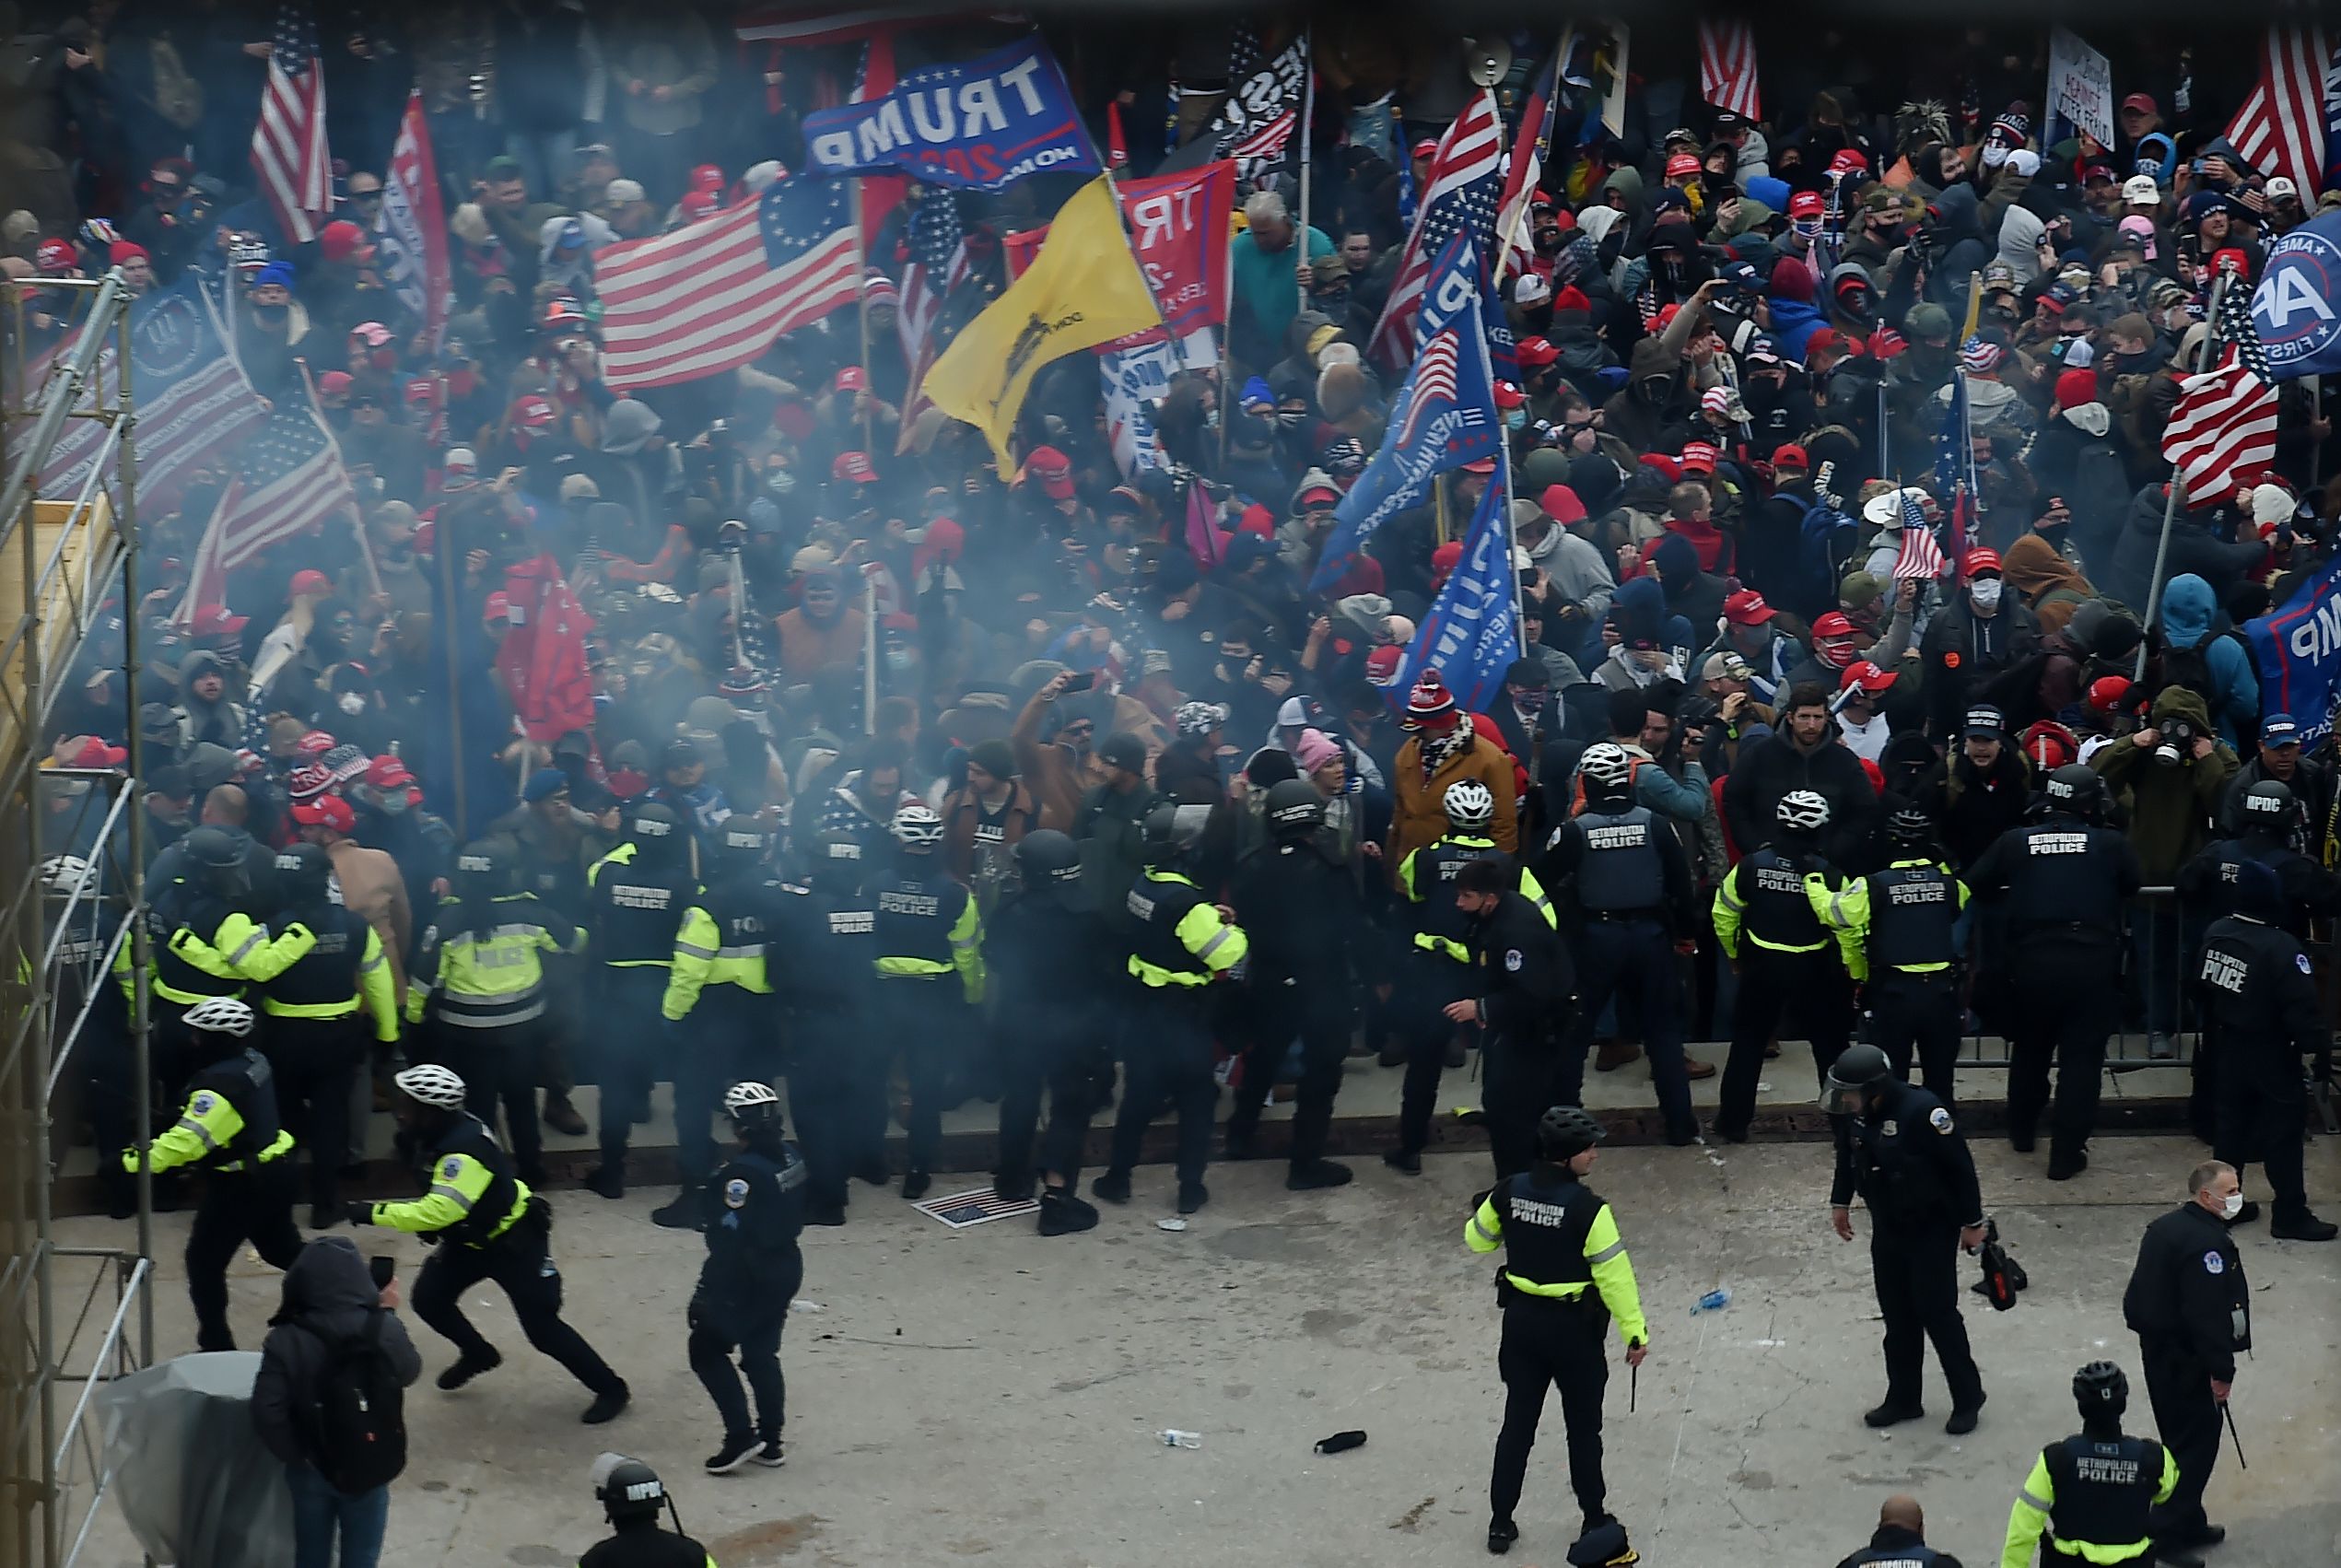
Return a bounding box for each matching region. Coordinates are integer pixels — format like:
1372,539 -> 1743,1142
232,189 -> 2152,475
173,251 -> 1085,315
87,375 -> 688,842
921,175 -> 1162,468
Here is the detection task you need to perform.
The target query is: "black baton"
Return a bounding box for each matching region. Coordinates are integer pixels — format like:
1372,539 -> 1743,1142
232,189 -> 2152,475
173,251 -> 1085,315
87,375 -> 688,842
2222,1401 -> 2246,1469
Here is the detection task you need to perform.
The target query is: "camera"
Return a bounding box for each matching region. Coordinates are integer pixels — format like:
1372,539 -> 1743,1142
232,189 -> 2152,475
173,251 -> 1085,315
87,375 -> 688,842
2152,716 -> 2198,767
1679,694 -> 1721,730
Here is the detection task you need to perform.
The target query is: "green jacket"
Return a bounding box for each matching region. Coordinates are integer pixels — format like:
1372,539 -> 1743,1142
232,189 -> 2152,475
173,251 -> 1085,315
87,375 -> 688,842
2090,686 -> 2237,880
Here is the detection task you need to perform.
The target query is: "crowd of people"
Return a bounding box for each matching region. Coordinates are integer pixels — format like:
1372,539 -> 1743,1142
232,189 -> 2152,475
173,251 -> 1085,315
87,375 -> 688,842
8,9 -> 2340,1568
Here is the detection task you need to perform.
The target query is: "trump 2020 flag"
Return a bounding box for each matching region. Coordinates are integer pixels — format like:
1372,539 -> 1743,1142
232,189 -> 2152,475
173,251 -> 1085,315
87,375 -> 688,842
2246,550 -> 2341,742
1311,229 -> 1500,591
800,33 -> 1098,192
1387,477 -> 1520,714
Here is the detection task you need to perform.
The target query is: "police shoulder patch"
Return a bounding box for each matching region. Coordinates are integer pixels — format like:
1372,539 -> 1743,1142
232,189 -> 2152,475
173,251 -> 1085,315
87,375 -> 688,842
1879,1118 -> 1897,1138
1929,1106 -> 1953,1133
2204,1250 -> 2225,1275
191,1092 -> 215,1114
1504,949 -> 1523,972
724,1178 -> 750,1209
439,1156 -> 462,1180
2299,953 -> 2314,976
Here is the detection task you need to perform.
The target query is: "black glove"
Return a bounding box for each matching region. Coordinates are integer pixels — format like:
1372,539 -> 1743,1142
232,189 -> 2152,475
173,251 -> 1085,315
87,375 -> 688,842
343,1199 -> 376,1228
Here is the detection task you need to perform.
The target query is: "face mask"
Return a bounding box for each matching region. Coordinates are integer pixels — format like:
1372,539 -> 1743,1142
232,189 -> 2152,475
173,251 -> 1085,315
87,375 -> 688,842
884,650 -> 917,673
378,790 -> 410,816
252,303 -> 287,323
1981,143 -> 2009,169
1791,218 -> 1821,242
767,469 -> 797,497
1970,579 -> 2004,611
2216,1190 -> 2243,1220
336,691 -> 367,715
1277,410 -> 1305,428
1504,410 -> 1528,431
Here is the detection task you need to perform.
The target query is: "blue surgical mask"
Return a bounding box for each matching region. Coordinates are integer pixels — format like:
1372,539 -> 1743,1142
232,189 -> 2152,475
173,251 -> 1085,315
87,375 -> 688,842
1504,410 -> 1528,431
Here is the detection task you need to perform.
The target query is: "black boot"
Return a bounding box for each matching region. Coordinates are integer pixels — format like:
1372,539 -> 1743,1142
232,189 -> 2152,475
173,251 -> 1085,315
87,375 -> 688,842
583,1164 -> 625,1200
1038,1188 -> 1099,1235
650,1185 -> 702,1229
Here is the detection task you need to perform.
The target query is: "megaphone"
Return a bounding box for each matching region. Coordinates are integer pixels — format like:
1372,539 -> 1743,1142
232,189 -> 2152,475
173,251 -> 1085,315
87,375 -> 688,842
1464,37 -> 1513,88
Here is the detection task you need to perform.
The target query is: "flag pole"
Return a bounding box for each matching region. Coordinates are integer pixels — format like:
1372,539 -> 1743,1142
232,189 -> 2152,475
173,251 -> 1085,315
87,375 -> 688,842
852,177 -> 874,454
1296,29 -> 1315,321
2136,269 -> 2234,680
1498,426 -> 1526,656
298,357 -> 384,599
434,501 -> 469,835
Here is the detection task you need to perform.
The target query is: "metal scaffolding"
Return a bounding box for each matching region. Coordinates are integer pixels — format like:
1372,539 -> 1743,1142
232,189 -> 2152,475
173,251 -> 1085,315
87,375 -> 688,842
1,271 -> 154,1568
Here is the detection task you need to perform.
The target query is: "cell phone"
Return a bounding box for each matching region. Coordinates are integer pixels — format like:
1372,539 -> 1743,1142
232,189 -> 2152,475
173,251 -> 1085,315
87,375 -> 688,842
1060,671 -> 1097,694
369,1255 -> 395,1291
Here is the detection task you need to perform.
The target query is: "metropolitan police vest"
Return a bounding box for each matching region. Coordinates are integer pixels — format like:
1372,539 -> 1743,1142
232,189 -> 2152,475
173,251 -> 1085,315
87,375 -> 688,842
2042,1433 -> 2163,1550
1739,847 -> 1825,949
1129,871 -> 1213,984
873,872 -> 956,968
1865,861 -> 1959,971
2003,822 -> 2128,934
588,846 -> 693,967
259,903 -> 370,1009
1840,1546 -> 1942,1567
188,1049 -> 284,1167
1414,836 -> 1504,952
1573,806 -> 1665,914
1487,1169 -> 1600,1294
418,1117 -> 523,1247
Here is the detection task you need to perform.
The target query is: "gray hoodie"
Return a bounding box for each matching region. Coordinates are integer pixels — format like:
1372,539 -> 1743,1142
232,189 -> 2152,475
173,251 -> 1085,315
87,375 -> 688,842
251,1237 -> 422,1470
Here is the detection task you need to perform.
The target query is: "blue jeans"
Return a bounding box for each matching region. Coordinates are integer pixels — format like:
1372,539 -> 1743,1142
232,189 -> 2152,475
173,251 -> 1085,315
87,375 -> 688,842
287,1463 -> 389,1568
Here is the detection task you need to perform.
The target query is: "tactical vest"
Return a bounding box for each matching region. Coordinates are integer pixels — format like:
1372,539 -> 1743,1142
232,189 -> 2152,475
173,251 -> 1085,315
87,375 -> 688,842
1841,1547 -> 1942,1568
2003,823 -> 2127,934
589,846 -> 692,967
1492,1170 -> 1600,1295
1129,871 -> 1212,986
147,884 -> 247,1002
1574,806 -> 1665,914
189,1048 -> 284,1167
1865,861 -> 1960,971
2042,1433 -> 2162,1551
261,903 -> 370,1011
418,1117 -> 523,1247
1415,835 -> 1504,955
1739,847 -> 1825,950
872,872 -> 956,969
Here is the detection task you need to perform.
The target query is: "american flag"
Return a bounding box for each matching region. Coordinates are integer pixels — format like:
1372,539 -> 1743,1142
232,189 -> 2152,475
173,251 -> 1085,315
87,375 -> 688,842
1697,18 -> 1761,121
1223,23 -> 1303,178
2162,269 -> 2280,503
1394,329 -> 1461,451
1368,91 -> 1504,370
1495,44 -> 1563,280
895,190 -> 969,448
181,405 -> 353,621
251,4 -> 331,244
597,175 -> 859,392
1891,491 -> 1945,581
1933,368 -> 1976,571
2226,26 -> 2330,199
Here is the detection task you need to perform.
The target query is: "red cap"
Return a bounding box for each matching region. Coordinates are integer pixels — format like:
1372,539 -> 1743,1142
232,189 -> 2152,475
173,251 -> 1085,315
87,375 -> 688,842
2120,92 -> 2158,116
1410,139 -> 1438,160
831,450 -> 878,485
366,755 -> 416,790
317,370 -> 354,395
107,240 -> 149,265
1806,328 -> 1846,359
511,394 -> 558,429
1812,611 -> 1857,639
1639,452 -> 1683,484
1652,302 -> 1682,331
1462,456 -> 1496,474
190,604 -> 248,637
2054,368 -> 2098,411
290,568 -> 334,597
1364,645 -> 1403,682
1788,191 -> 1826,220
1829,148 -> 1869,176
1295,483 -> 1341,510
291,793 -> 357,833
1665,153 -> 1702,179
1963,546 -> 2003,577
1492,380 -> 1526,411
1771,443 -> 1810,471
35,238 -> 75,272
680,190 -> 720,219
404,377 -> 440,406
1678,440 -> 1717,475
689,163 -> 726,192
2087,675 -> 2132,713
835,365 -> 868,392
1539,484 -> 1586,524
295,730 -> 337,757
1838,660 -> 1897,696
1551,286 -> 1592,316
350,321 -> 392,347
1515,337 -> 1560,369
1723,589 -> 1775,626
1432,540 -> 1464,578
1024,445 -> 1074,500
2210,247 -> 2251,277
1238,502 -> 1275,537
61,736 -> 128,768
318,220 -> 371,264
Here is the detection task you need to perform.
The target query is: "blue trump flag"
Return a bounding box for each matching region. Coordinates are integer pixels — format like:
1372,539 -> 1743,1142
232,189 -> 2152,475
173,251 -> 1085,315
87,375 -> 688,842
1311,229 -> 1500,591
801,35 -> 1098,192
1386,477 -> 1520,715
2245,552 -> 2341,743
2253,210 -> 2341,380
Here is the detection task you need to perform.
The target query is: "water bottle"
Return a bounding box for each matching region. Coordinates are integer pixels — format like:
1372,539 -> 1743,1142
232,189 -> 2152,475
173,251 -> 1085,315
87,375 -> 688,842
1158,1429 -> 1202,1448
1691,1288 -> 1730,1316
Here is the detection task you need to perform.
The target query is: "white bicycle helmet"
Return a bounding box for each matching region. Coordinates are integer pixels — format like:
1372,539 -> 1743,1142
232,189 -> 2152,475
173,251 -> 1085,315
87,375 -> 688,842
392,1063 -> 468,1108
890,803 -> 945,848
40,855 -> 94,895
1578,743 -> 1633,791
1776,790 -> 1832,832
1443,779 -> 1496,830
181,997 -> 255,1037
722,1081 -> 781,1116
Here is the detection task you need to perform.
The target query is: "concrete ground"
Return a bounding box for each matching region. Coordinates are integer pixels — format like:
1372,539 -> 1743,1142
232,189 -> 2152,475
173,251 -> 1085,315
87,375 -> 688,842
53,1129 -> 2341,1567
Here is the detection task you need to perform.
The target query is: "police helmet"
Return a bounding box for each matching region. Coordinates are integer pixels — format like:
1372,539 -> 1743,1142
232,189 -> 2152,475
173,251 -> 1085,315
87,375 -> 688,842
392,1063 -> 468,1109
1578,743 -> 1633,798
626,800 -> 685,857
2073,1361 -> 2128,1422
182,997 -> 255,1038
453,838 -> 511,894
591,1455 -> 669,1524
2227,858 -> 2288,925
40,855 -> 94,897
722,1080 -> 784,1134
1775,790 -> 1831,833
1264,778 -> 1325,838
1012,828 -> 1081,887
273,841 -> 334,902
1820,1043 -> 1893,1115
184,825 -> 252,895
2043,763 -> 2105,819
1443,779 -> 1496,830
717,820 -> 773,867
1141,802 -> 1209,865
2242,778 -> 2296,827
807,830 -> 864,891
1536,1105 -> 1606,1163
890,803 -> 945,849
1565,1517 -> 1633,1567
1885,804 -> 1935,849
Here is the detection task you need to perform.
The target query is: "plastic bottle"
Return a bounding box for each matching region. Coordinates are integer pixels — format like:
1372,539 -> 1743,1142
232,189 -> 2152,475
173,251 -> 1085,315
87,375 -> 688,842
1158,1429 -> 1202,1448
1691,1288 -> 1731,1315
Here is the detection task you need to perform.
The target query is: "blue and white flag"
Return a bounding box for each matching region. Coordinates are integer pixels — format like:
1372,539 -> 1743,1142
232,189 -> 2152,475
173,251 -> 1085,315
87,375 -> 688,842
802,35 -> 1098,192
1311,230 -> 1500,590
2246,551 -> 2341,743
1386,477 -> 1520,714
2253,210 -> 2341,380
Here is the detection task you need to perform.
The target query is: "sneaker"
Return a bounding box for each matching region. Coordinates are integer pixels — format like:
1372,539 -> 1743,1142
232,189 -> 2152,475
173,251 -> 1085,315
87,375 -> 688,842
1680,1056 -> 1715,1081
581,1384 -> 630,1425
2148,1032 -> 2176,1060
1381,1149 -> 1422,1175
543,1095 -> 589,1136
2225,1199 -> 2261,1227
901,1169 -> 931,1201
1091,1170 -> 1131,1205
2271,1211 -> 2340,1242
1863,1399 -> 1924,1428
582,1165 -> 625,1201
805,1199 -> 848,1227
753,1435 -> 786,1468
1038,1189 -> 1100,1236
1176,1180 -> 1209,1214
705,1433 -> 757,1474
437,1349 -> 503,1391
650,1188 -> 703,1229
1286,1160 -> 1353,1191
1486,1518 -> 1519,1555
993,1173 -> 1036,1202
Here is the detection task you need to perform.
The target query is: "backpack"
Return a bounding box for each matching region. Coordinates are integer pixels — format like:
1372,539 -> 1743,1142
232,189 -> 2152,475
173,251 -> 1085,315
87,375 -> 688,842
305,1312 -> 407,1493
2157,641 -> 2219,714
1795,496 -> 1858,616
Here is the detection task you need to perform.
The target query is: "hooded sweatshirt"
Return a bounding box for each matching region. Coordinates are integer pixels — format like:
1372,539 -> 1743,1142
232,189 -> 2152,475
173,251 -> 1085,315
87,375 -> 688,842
2090,683 -> 2237,877
2156,572 -> 2260,745
251,1236 -> 423,1469
171,650 -> 248,750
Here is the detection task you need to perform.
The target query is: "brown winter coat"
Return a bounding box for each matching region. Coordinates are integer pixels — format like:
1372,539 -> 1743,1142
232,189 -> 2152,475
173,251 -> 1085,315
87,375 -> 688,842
1386,722 -> 1519,880
942,779 -> 1039,885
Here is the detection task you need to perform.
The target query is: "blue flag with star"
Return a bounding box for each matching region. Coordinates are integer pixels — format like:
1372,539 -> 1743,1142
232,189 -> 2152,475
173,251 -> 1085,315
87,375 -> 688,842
1385,476 -> 1520,714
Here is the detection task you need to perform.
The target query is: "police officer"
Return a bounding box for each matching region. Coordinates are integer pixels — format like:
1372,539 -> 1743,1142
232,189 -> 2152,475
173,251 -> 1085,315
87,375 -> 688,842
1832,1495 -> 1964,1568
771,833 -> 877,1224
1464,1105 -> 1646,1563
1999,1363 -> 2183,1568
986,829 -> 1110,1234
1101,803 -> 1247,1215
237,842 -> 400,1227
124,997 -> 303,1352
579,1455 -> 716,1568
405,839 -> 585,1183
2194,863 -> 2336,1240
1711,790 -> 1862,1142
1829,806 -> 1970,1102
1823,1044 -> 1989,1433
869,803 -> 985,1201
652,821 -> 786,1228
1227,779 -> 1364,1188
114,824 -> 268,1094
2122,1160 -> 2251,1559
346,1064 -> 630,1424
582,801 -> 698,1200
1385,782 -> 1556,1174
1543,743 -> 1699,1147
1450,857 -> 1574,1183
692,1082 -> 805,1475
1963,765 -> 2142,1180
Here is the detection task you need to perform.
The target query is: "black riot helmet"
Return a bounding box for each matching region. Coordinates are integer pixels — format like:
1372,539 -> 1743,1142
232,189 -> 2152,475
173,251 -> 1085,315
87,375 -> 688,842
1012,828 -> 1082,896
1885,804 -> 1936,852
2226,857 -> 2288,925
626,800 -> 685,861
453,838 -> 511,900
806,831 -> 863,895
1821,1042 -> 1893,1115
184,825 -> 252,897
2073,1361 -> 2128,1423
1537,1104 -> 1606,1163
715,819 -> 772,871
591,1454 -> 673,1527
2042,763 -> 2105,822
1141,802 -> 1207,867
1263,778 -> 1325,841
272,841 -> 334,904
2240,778 -> 2295,835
